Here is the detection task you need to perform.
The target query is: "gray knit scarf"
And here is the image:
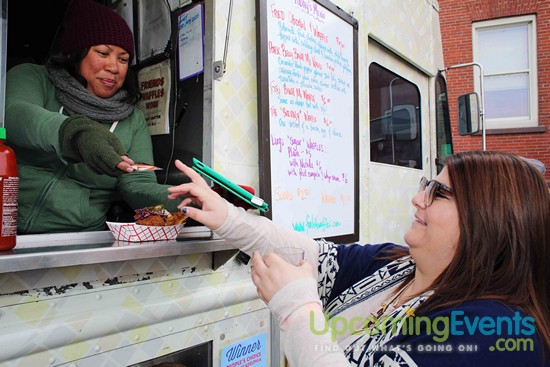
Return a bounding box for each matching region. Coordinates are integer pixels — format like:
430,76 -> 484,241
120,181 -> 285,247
47,65 -> 135,124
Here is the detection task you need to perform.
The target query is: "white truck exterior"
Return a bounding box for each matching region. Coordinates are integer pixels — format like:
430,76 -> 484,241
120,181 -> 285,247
0,0 -> 449,366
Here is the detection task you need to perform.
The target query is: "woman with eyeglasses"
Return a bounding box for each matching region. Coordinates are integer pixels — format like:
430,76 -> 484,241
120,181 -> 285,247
167,150 -> 550,367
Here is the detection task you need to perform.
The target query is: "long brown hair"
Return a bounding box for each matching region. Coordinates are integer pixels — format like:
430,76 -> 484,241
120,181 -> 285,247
411,151 -> 550,352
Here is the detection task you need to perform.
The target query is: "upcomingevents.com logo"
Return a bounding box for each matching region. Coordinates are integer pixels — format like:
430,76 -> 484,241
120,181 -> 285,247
310,309 -> 536,352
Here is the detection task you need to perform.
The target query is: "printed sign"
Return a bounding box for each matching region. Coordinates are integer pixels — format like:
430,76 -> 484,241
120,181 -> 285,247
178,4 -> 204,80
137,59 -> 171,135
220,333 -> 266,367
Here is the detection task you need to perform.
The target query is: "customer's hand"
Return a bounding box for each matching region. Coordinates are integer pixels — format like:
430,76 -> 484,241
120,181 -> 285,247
59,115 -> 133,176
251,251 -> 314,304
167,159 -> 228,230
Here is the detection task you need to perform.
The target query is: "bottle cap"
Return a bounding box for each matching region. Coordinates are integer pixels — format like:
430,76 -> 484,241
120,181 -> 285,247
0,128 -> 5,140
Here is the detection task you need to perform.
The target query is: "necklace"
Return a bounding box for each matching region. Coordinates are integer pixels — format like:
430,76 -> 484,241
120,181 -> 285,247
389,279 -> 414,308
365,279 -> 415,330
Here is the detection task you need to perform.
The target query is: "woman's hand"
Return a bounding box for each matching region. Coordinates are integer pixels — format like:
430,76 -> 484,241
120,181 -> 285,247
251,251 -> 315,304
167,159 -> 228,230
116,155 -> 135,173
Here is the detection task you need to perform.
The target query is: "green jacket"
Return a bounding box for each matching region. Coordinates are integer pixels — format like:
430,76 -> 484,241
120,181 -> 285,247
6,63 -> 179,234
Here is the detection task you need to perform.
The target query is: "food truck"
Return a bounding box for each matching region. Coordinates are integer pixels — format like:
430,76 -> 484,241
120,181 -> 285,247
0,0 -> 462,365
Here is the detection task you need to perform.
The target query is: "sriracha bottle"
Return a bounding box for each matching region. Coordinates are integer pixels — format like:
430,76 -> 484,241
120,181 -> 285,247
0,127 -> 18,251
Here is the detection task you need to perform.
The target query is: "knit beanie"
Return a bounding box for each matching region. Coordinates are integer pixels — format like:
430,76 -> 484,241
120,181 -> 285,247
58,0 -> 134,61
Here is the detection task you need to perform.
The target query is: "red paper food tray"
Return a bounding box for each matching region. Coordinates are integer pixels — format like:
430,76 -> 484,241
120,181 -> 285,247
106,222 -> 185,242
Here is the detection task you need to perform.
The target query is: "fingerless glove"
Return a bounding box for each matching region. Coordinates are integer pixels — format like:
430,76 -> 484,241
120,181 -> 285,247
59,115 -> 126,177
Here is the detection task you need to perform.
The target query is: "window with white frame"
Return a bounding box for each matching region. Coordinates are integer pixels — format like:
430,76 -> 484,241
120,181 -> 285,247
473,15 -> 538,129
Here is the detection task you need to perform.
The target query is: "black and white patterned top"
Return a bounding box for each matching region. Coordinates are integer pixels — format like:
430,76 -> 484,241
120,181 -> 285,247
312,240 -> 548,367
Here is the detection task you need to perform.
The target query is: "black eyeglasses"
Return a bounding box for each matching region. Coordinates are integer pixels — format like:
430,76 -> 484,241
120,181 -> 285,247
418,177 -> 453,207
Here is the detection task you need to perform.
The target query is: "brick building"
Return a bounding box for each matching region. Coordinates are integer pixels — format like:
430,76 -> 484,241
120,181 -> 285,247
438,0 -> 550,181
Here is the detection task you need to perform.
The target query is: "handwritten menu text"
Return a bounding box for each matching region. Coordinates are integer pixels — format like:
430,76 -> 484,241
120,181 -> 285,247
266,0 -> 355,238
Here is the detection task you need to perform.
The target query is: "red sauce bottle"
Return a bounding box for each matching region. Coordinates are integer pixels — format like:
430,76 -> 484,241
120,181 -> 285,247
0,127 -> 18,251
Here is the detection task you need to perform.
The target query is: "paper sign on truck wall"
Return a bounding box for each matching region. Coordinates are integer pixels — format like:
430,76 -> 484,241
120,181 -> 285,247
178,3 -> 204,81
136,59 -> 171,135
221,333 -> 267,367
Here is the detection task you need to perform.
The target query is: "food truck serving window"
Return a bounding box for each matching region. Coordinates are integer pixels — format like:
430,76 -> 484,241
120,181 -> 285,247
6,0 -> 212,185
2,0 -> 214,247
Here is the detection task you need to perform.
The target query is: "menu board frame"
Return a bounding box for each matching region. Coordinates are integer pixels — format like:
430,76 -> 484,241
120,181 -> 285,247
256,0 -> 359,243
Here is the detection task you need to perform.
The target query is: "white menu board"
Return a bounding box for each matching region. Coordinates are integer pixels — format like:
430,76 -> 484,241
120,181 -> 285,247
257,0 -> 358,242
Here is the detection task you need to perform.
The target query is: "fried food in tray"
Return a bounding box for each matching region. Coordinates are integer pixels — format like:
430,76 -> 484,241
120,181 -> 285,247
134,204 -> 187,226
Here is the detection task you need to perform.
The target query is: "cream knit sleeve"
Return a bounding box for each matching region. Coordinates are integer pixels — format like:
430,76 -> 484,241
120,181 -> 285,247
214,202 -> 319,264
271,283 -> 352,367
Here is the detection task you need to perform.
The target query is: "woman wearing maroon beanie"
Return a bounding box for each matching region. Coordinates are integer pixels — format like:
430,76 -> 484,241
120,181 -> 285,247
5,0 -> 179,234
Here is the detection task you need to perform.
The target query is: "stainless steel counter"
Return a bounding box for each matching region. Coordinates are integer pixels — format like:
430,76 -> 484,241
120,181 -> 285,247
0,226 -> 235,274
